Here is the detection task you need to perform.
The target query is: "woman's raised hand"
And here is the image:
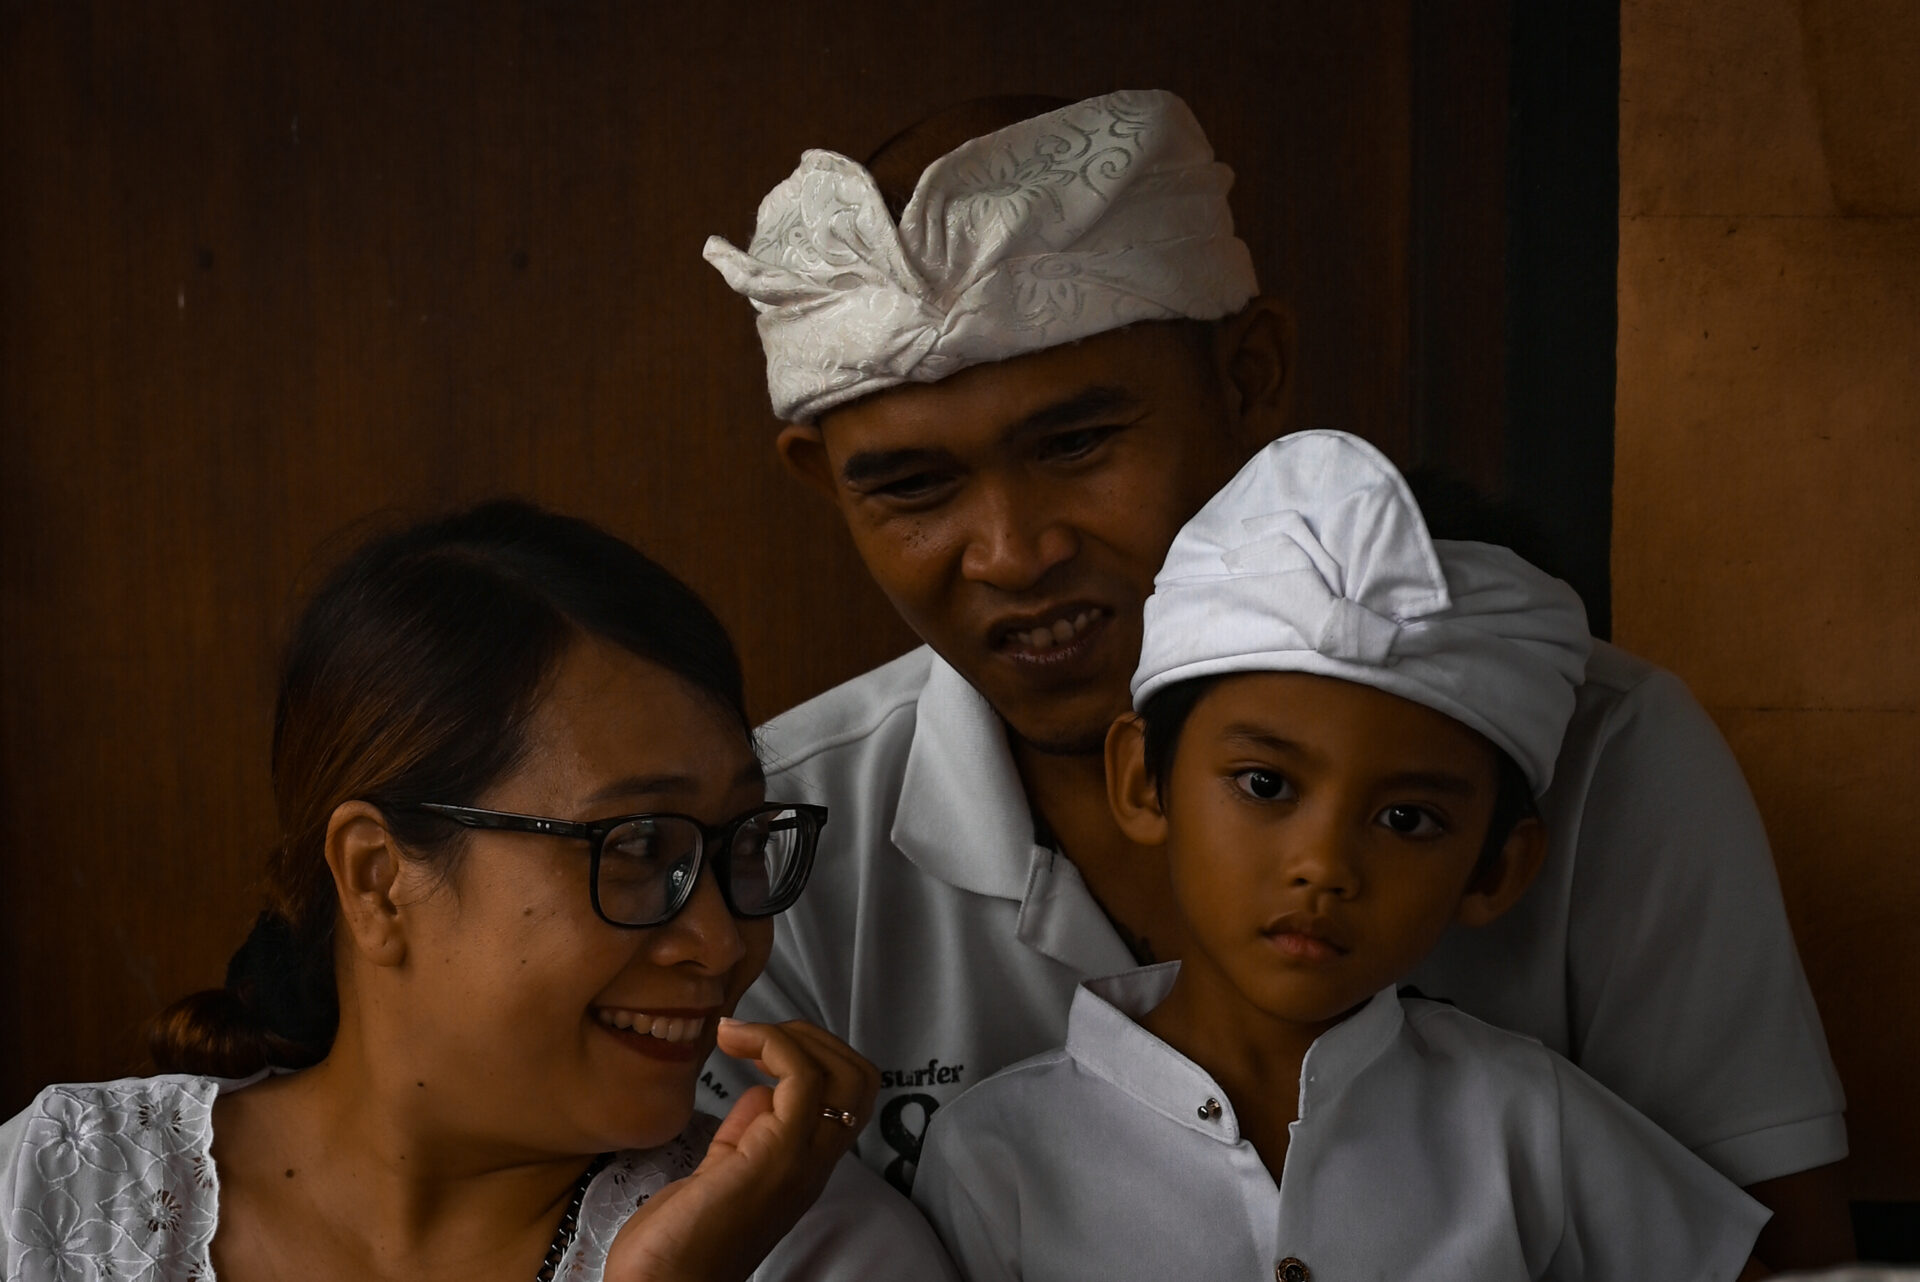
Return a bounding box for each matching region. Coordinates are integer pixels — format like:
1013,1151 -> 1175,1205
605,1018 -> 880,1282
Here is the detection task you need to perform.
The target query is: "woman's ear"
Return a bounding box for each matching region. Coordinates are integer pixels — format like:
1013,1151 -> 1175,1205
775,423 -> 838,500
1455,816 -> 1547,928
323,800 -> 410,968
1105,714 -> 1169,846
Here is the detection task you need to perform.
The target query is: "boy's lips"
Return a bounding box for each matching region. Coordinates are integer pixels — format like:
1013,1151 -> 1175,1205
1262,913 -> 1350,962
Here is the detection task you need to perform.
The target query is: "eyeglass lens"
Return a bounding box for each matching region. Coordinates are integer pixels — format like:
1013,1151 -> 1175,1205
595,808 -> 810,925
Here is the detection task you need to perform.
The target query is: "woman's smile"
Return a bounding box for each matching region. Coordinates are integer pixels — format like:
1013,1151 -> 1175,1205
591,1006 -> 719,1062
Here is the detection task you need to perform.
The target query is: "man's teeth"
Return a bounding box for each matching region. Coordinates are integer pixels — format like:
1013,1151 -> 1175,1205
1013,610 -> 1101,651
593,1009 -> 705,1043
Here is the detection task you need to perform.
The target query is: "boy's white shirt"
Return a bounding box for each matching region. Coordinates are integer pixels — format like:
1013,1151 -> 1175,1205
910,963 -> 1769,1282
704,640 -> 1845,1194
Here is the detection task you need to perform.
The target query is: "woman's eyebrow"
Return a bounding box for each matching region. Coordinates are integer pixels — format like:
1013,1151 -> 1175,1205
583,761 -> 765,808
581,773 -> 702,806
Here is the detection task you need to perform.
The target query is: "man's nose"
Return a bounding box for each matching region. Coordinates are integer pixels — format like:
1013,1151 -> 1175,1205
957,481 -> 1077,591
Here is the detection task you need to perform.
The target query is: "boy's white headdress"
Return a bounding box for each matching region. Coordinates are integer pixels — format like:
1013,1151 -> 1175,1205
704,90 -> 1259,423
1132,431 -> 1592,792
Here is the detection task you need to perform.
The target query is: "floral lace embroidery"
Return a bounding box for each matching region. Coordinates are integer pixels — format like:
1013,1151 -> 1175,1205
8,1077 -> 223,1282
3,1078 -> 718,1282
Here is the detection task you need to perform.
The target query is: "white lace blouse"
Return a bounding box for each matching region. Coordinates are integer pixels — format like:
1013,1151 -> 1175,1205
0,1074 -> 951,1282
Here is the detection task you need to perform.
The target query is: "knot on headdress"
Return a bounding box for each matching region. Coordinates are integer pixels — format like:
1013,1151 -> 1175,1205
704,90 -> 1260,423
1134,431 -> 1592,793
1315,597 -> 1401,666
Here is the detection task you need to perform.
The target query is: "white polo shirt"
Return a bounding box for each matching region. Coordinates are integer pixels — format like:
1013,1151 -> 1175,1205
702,641 -> 1845,1194
912,964 -> 1769,1282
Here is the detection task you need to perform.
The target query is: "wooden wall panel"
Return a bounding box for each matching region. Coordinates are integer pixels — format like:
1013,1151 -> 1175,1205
0,1 -> 1503,1111
1616,0 -> 1920,1197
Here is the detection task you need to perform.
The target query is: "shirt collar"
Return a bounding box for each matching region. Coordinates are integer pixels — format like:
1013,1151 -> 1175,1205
1295,985 -> 1404,1119
891,652 -> 1039,901
889,652 -> 1140,977
1066,965 -> 1408,1140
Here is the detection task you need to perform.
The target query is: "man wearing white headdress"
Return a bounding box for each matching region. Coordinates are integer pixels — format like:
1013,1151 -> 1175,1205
702,90 -> 1850,1267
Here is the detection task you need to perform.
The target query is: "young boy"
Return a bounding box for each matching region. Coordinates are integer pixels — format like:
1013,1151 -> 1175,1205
909,431 -> 1770,1281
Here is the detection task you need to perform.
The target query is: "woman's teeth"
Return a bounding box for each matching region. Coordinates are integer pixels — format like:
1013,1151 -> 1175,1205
1012,609 -> 1102,652
593,1009 -> 705,1043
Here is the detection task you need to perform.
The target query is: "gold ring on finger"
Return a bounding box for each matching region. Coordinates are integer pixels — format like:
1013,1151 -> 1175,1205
820,1106 -> 858,1128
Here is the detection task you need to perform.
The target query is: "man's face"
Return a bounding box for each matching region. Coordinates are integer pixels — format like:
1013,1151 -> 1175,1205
795,323 -> 1263,755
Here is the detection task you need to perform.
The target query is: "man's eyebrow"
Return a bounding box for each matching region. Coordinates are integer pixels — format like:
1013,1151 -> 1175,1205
1007,385 -> 1141,440
837,385 -> 1143,488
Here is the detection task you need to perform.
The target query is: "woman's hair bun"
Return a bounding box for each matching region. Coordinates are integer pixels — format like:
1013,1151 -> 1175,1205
224,910 -> 338,1053
148,911 -> 336,1077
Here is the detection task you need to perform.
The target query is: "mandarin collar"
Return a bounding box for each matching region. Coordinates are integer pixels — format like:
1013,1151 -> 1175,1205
1066,965 -> 1407,1140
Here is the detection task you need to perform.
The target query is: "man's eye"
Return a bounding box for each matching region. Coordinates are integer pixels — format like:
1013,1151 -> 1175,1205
1038,426 -> 1119,463
1232,769 -> 1293,802
1377,805 -> 1444,838
864,471 -> 955,504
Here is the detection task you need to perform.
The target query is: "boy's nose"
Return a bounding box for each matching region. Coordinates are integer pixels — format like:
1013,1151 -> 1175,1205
1284,822 -> 1363,899
958,483 -> 1077,591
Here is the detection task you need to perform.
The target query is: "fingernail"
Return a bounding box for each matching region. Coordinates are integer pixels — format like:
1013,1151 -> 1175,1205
718,1016 -> 740,1027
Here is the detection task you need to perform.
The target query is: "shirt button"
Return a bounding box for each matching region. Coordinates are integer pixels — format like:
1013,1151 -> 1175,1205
1276,1259 -> 1310,1282
1197,1097 -> 1222,1120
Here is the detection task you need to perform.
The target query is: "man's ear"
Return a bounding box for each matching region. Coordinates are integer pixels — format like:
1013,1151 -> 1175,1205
775,423 -> 839,501
1455,815 -> 1546,928
1214,295 -> 1293,446
1105,714 -> 1169,846
323,800 -> 410,968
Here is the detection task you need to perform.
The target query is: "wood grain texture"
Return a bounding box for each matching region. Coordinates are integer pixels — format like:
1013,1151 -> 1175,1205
0,0 -> 1506,1110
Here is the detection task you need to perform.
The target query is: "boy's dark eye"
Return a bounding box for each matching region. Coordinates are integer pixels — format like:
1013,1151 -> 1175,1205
1378,804 -> 1443,838
1233,769 -> 1293,802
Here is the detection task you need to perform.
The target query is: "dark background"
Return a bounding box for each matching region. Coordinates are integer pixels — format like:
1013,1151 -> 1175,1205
2,0 -> 1547,1107
14,0 -> 1916,1256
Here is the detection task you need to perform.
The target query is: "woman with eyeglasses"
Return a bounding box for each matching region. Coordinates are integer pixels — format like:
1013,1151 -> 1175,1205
0,501 -> 955,1282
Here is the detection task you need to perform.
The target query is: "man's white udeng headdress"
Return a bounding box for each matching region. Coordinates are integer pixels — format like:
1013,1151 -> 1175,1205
1132,431 -> 1592,793
703,90 -> 1259,423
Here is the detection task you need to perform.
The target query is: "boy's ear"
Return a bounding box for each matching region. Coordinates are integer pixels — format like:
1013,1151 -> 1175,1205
1454,815 -> 1546,928
1105,714 -> 1169,846
775,424 -> 839,501
322,800 -> 410,968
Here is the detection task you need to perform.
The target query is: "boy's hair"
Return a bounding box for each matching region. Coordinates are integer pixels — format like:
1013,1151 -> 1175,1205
1136,675 -> 1538,878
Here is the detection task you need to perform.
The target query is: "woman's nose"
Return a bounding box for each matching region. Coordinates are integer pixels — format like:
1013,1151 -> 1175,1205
648,866 -> 748,972
958,483 -> 1078,591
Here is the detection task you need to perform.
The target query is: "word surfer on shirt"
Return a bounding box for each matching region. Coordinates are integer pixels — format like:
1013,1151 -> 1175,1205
911,432 -> 1769,1281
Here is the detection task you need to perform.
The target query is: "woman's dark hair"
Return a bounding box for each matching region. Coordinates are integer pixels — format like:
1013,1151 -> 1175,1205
1136,674 -> 1536,876
148,500 -> 748,1076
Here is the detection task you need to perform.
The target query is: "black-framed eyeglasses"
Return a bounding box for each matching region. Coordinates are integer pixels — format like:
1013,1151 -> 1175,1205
411,801 -> 826,929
